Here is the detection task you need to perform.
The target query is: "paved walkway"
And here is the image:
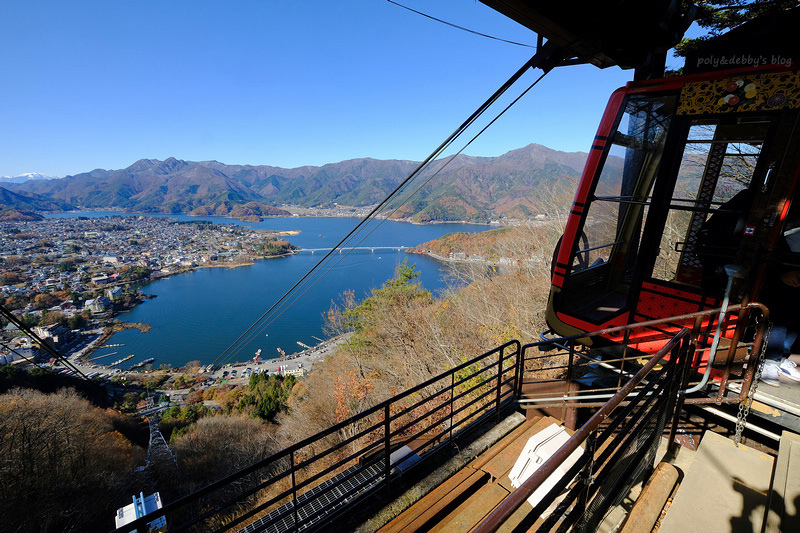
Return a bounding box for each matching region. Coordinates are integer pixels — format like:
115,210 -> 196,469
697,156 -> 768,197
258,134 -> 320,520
659,431 -> 774,533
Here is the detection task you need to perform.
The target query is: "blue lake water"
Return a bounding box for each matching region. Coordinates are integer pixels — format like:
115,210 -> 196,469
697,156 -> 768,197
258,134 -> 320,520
48,213 -> 492,368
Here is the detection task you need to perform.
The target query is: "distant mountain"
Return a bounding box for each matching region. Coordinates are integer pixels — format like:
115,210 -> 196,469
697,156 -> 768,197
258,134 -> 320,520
0,172 -> 61,184
0,186 -> 74,213
0,208 -> 44,222
6,145 -> 612,222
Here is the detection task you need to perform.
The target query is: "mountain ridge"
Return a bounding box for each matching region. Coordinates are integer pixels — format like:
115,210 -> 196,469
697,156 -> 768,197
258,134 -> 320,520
4,144 -> 605,222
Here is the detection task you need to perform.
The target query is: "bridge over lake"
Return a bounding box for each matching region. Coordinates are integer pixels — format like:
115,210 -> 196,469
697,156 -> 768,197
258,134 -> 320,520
296,246 -> 408,254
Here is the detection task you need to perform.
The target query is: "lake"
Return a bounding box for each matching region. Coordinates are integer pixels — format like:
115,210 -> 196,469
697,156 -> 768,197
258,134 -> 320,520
48,213 -> 492,368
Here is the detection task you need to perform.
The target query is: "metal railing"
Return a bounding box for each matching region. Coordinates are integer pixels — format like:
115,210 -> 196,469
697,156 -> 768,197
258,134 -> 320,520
520,303 -> 769,412
470,303 -> 769,532
113,340 -> 521,533
474,328 -> 691,533
114,303 -> 768,533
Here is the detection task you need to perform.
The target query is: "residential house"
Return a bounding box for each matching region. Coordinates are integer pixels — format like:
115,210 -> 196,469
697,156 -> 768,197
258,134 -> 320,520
85,296 -> 111,315
106,286 -> 123,300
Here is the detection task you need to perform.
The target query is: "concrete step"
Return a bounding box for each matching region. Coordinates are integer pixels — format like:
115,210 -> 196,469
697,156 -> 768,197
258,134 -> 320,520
764,430 -> 800,532
659,431 -> 774,533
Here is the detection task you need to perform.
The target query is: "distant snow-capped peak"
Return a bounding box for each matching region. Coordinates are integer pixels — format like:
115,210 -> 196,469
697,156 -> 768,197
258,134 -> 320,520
0,172 -> 61,183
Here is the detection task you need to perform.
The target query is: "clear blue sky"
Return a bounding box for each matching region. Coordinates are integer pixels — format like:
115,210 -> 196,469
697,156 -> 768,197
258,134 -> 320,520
0,1 -> 691,177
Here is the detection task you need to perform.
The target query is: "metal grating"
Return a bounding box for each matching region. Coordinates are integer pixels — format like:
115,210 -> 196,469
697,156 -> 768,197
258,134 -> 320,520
238,460 -> 386,533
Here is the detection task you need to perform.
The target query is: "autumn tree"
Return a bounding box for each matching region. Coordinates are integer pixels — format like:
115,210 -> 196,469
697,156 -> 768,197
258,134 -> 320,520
172,415 -> 279,494
4,295 -> 27,310
33,292 -> 60,310
40,310 -> 66,326
0,388 -> 144,532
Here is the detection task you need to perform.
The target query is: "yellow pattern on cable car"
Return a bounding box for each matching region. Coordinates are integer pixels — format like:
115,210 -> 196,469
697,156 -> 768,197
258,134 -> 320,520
677,71 -> 800,115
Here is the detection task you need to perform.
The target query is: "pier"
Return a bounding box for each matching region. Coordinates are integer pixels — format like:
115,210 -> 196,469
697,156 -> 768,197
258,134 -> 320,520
89,351 -> 118,361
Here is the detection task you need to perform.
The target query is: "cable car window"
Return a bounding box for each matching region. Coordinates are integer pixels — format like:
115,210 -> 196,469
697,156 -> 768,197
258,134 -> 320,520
573,95 -> 674,273
652,117 -> 769,289
560,94 -> 674,322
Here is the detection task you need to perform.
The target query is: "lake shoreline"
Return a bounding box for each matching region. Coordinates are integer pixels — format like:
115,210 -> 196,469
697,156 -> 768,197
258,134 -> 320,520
46,214 -> 491,368
47,207 -> 506,227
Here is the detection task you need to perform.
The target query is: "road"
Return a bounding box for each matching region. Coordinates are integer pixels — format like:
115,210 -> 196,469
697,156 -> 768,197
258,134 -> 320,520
52,332 -> 350,386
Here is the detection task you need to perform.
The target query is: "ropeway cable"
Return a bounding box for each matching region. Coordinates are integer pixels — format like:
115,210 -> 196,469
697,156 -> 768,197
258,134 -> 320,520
213,57 -> 551,365
216,68 -> 553,366
0,304 -> 114,400
0,339 -> 48,370
387,0 -> 536,48
211,54 -> 550,367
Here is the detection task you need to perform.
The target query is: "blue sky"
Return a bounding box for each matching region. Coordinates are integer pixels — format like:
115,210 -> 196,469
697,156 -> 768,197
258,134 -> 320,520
0,1 -> 691,177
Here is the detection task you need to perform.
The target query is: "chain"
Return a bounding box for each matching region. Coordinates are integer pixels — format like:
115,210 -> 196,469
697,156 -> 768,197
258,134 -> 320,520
735,320 -> 771,447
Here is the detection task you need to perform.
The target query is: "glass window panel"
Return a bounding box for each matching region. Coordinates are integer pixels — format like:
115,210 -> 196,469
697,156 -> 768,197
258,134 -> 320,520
652,118 -> 769,288
561,94 -> 675,323
571,95 -> 673,274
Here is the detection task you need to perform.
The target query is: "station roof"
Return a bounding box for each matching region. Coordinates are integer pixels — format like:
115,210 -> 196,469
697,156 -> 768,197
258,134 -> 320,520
479,0 -> 695,70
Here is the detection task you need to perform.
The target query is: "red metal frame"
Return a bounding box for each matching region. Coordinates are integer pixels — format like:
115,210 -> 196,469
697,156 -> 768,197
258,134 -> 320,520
549,63 -> 800,342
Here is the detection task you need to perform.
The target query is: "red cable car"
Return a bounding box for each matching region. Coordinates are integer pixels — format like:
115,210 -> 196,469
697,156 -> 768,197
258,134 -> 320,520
545,15 -> 800,360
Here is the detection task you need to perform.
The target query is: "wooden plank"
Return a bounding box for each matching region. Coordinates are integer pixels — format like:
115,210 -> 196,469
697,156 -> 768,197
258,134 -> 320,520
496,502 -> 544,533
620,462 -> 679,533
469,416 -> 543,471
490,417 -> 571,487
431,483 -> 511,533
379,469 -> 489,533
381,416 -> 562,533
479,416 -> 557,480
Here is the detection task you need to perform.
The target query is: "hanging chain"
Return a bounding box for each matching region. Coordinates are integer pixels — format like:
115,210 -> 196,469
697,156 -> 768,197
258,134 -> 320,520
735,320 -> 771,447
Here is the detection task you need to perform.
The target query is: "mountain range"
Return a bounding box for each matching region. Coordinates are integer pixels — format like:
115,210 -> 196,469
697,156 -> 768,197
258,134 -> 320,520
2,144 -> 604,222
0,172 -> 61,184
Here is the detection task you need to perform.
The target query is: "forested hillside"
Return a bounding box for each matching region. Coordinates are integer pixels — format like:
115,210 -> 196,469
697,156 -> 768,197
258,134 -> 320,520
5,144 -> 601,222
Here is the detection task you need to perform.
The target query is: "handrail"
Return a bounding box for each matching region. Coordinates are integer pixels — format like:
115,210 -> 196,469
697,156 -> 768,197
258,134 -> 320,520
473,328 -> 690,533
524,302 -> 768,405
113,339 -> 521,533
528,302 -> 767,348
114,302 -> 766,533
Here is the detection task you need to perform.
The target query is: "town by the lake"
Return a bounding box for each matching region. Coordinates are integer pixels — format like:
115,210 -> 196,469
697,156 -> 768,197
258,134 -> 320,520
0,213 -> 490,395
0,214 -> 301,380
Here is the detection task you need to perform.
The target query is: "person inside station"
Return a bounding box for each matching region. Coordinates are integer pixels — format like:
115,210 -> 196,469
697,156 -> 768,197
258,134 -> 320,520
697,189 -> 800,386
759,213 -> 800,386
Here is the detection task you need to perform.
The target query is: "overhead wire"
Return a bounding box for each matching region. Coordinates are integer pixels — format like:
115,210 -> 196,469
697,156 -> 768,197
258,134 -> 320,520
251,68 -> 551,337
0,304 -> 114,400
212,56 -> 544,366
212,56 -> 550,367
214,57 -> 551,364
387,0 -> 536,48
